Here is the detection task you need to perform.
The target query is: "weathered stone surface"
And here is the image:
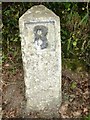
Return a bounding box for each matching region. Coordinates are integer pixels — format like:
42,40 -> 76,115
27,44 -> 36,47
19,5 -> 61,118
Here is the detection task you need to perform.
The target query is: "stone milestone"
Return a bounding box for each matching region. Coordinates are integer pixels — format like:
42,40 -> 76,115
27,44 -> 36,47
19,5 -> 62,118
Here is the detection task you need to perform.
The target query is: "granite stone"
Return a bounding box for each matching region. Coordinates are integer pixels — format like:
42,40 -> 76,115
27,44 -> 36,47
19,5 -> 61,118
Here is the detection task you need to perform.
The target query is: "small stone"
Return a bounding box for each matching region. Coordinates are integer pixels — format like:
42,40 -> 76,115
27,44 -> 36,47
4,63 -> 9,67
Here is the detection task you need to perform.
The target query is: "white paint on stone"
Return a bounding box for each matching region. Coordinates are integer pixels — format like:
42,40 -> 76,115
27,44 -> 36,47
19,5 -> 61,118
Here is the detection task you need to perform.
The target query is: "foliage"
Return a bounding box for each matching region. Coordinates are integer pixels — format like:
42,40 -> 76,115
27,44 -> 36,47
2,2 -> 90,118
61,2 -> 90,72
83,114 -> 90,120
2,2 -> 90,73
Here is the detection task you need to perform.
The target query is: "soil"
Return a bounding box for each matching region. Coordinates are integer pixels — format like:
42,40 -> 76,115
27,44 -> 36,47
2,55 -> 90,119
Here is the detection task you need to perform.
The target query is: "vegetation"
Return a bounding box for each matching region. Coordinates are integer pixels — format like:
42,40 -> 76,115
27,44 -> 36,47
2,2 -> 90,118
2,2 -> 90,72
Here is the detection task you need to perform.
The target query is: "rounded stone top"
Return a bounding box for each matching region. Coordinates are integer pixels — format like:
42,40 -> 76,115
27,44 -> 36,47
19,5 -> 59,22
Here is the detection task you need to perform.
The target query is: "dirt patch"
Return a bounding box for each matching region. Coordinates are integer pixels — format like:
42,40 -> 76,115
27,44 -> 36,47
2,61 -> 90,118
60,69 -> 90,118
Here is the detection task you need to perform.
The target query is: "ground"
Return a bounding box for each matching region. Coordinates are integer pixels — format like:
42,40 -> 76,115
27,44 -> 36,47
2,52 -> 90,119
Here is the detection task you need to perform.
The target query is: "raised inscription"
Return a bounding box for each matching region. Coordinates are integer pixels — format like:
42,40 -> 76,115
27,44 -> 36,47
34,25 -> 48,49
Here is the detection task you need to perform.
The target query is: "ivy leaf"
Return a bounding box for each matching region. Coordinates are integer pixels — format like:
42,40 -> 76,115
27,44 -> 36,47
73,41 -> 77,47
71,81 -> 77,89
